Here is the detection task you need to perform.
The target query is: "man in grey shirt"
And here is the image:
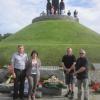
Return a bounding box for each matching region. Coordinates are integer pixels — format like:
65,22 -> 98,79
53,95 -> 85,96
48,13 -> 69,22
11,45 -> 28,100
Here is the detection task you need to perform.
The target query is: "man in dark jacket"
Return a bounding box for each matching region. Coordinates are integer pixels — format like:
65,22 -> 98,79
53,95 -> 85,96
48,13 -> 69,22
74,49 -> 89,100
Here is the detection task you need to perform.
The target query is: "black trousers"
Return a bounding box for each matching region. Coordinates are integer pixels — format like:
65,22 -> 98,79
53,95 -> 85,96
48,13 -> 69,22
13,68 -> 26,99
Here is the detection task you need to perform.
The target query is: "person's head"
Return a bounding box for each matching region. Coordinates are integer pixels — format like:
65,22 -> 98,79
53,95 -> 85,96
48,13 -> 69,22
61,0 -> 63,2
47,0 -> 50,2
18,44 -> 24,54
79,49 -> 86,58
52,5 -> 54,8
66,48 -> 73,55
31,50 -> 38,59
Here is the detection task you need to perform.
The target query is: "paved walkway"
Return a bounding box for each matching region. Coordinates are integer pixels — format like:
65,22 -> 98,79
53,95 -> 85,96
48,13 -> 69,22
0,89 -> 100,100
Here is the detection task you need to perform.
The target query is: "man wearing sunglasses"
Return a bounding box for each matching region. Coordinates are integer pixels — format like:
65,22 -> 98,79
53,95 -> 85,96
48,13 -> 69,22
74,49 -> 89,100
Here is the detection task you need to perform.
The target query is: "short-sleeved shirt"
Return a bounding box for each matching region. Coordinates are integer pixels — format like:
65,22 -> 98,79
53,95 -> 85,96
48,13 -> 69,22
11,52 -> 28,70
62,55 -> 76,73
75,57 -> 88,80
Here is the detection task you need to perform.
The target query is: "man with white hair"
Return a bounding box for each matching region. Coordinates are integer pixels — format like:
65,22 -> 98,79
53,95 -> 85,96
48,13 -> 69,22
74,49 -> 89,100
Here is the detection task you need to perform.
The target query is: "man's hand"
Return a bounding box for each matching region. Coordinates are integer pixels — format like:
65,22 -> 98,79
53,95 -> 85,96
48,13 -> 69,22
8,65 -> 13,74
73,72 -> 77,76
12,72 -> 16,79
66,68 -> 71,73
73,67 -> 86,75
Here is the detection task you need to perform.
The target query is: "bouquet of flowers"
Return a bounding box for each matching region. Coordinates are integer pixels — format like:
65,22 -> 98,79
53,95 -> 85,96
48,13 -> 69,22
43,75 -> 66,89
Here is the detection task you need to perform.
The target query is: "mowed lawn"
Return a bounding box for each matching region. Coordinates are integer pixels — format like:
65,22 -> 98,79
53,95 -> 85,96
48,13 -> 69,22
0,20 -> 100,66
0,43 -> 100,66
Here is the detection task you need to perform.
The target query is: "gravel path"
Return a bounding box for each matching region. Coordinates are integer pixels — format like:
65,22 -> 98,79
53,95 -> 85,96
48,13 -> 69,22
0,88 -> 100,100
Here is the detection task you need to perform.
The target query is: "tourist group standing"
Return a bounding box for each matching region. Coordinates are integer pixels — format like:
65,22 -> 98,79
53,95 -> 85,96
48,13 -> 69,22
62,48 -> 89,100
10,45 -> 89,100
11,45 -> 41,100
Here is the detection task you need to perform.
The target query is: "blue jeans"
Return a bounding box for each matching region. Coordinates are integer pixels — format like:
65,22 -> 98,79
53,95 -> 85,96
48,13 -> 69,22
77,79 -> 89,100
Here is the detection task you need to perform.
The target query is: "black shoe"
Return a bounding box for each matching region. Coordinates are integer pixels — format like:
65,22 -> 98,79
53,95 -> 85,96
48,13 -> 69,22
69,91 -> 74,99
64,91 -> 71,97
20,97 -> 24,100
13,96 -> 18,100
13,98 -> 18,100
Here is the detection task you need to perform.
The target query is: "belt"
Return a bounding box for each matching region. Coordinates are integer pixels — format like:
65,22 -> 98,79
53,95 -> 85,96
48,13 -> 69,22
14,68 -> 25,71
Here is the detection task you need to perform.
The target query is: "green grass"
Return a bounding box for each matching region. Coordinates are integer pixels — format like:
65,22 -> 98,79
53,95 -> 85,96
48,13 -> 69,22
2,20 -> 100,44
0,20 -> 100,66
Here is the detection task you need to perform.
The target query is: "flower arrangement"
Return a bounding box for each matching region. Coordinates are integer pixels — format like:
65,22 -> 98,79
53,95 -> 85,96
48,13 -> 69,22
91,81 -> 100,92
43,75 -> 66,89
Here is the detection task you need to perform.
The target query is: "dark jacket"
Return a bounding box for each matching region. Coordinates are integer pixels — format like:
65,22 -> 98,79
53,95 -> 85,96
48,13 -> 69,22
75,57 -> 88,80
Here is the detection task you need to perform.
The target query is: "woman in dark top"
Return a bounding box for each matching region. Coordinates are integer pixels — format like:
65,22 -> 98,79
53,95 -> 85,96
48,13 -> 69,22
26,50 -> 41,100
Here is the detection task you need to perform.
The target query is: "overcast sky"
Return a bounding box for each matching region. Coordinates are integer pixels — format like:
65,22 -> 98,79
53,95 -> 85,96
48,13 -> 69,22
0,0 -> 100,35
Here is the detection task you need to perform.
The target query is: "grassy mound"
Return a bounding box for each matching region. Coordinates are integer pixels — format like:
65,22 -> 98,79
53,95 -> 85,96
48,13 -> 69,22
0,20 -> 100,66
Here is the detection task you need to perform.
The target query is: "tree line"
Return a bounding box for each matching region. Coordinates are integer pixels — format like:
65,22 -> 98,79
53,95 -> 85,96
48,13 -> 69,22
0,33 -> 12,41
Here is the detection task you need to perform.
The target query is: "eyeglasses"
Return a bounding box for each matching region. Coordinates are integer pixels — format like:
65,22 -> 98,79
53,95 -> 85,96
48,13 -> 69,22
80,53 -> 84,54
